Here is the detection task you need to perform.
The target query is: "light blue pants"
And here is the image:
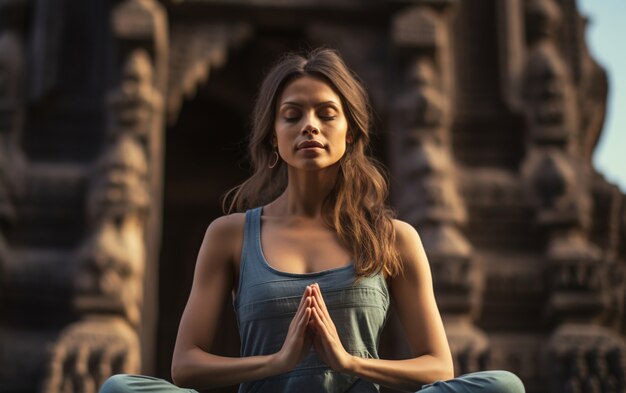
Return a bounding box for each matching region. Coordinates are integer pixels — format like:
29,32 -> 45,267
100,370 -> 524,393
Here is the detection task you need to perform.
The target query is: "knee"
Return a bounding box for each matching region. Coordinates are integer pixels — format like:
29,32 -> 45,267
481,370 -> 525,393
99,374 -> 135,393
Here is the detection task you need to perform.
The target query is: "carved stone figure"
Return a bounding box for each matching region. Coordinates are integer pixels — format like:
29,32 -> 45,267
0,31 -> 24,226
390,4 -> 487,376
107,50 -> 160,141
42,318 -> 140,393
87,136 -> 150,223
517,0 -> 626,390
74,218 -> 145,326
1,0 -> 624,392
549,325 -> 626,392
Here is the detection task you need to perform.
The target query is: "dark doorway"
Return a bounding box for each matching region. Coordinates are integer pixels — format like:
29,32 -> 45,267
156,26 -> 394,391
156,36 -> 308,391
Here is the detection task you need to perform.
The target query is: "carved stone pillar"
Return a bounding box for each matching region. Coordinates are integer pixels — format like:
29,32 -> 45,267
390,2 -> 488,375
42,1 -> 168,391
0,1 -> 31,388
0,1 -> 27,236
520,0 -> 626,391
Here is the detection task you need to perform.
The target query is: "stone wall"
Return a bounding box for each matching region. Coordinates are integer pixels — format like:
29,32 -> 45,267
0,1 -> 624,392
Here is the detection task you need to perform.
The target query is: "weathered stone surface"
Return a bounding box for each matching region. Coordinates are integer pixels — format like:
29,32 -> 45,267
41,318 -> 140,393
0,0 -> 623,392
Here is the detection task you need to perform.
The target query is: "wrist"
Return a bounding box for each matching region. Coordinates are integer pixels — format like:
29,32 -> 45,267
342,354 -> 360,375
267,352 -> 287,375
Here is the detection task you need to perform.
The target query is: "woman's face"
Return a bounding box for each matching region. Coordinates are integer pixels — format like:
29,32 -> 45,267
274,75 -> 350,171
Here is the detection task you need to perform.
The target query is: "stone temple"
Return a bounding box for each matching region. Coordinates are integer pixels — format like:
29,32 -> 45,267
0,0 -> 624,392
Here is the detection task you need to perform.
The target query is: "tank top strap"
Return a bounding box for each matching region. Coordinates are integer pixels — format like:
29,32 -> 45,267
240,206 -> 262,267
235,207 -> 264,305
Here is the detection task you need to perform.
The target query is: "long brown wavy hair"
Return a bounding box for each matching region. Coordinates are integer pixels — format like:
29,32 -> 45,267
224,48 -> 401,278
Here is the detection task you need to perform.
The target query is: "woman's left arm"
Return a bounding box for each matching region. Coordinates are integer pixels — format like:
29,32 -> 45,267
308,220 -> 454,392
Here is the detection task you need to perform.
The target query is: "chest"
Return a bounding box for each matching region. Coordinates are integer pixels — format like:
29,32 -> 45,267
260,218 -> 352,274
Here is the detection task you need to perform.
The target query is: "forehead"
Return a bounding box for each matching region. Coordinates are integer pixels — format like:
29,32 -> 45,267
278,75 -> 342,105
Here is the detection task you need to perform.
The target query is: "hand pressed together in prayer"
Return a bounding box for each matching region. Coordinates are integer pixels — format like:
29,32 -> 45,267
308,283 -> 354,372
274,283 -> 353,374
273,285 -> 313,373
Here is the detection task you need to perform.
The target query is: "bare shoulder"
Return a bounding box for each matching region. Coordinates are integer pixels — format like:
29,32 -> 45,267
205,212 -> 246,239
391,219 -> 429,277
392,219 -> 423,251
196,212 -> 246,273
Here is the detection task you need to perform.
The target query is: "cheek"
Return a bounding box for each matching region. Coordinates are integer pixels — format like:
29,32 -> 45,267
275,132 -> 293,155
273,123 -> 289,147
331,133 -> 349,156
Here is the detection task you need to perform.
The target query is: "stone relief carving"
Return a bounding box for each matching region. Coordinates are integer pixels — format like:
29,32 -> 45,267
167,23 -> 251,123
577,25 -> 608,162
77,134 -> 149,327
107,50 -> 161,141
42,318 -> 140,393
549,325 -> 626,393
519,0 -> 626,389
0,0 -> 25,308
0,30 -> 25,227
74,218 -> 146,326
42,1 -> 167,390
87,136 -> 150,223
391,4 -> 486,375
0,0 -> 621,391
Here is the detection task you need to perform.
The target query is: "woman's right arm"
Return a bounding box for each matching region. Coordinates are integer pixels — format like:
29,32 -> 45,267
170,214 -> 312,389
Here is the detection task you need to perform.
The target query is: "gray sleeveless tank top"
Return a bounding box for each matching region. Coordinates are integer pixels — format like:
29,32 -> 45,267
234,207 -> 390,393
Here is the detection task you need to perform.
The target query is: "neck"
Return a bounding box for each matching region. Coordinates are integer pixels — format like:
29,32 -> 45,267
271,165 -> 340,218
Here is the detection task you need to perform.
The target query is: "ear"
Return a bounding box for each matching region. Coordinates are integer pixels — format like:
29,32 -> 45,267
271,134 -> 277,147
346,133 -> 353,144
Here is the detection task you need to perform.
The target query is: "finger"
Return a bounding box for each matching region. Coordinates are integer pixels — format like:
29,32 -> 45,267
311,306 -> 331,338
294,288 -> 313,321
312,286 -> 339,335
297,285 -> 311,309
310,296 -> 331,330
294,286 -> 313,321
312,284 -> 332,320
298,307 -> 312,333
296,297 -> 311,327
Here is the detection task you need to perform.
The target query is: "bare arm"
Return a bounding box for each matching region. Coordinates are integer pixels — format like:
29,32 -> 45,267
308,220 -> 454,391
170,215 -> 313,389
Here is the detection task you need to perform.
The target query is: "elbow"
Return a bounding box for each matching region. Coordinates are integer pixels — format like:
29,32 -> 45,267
440,367 -> 454,382
170,360 -> 184,387
437,357 -> 454,382
171,355 -> 192,388
171,350 -> 211,389
419,355 -> 454,386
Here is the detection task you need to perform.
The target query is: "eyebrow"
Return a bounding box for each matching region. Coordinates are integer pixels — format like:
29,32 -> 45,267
279,100 -> 340,109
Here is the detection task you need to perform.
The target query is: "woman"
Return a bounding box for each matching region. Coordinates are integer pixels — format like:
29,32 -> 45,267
101,48 -> 524,392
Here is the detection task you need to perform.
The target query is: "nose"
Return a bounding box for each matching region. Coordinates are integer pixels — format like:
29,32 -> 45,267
302,125 -> 319,136
301,113 -> 320,135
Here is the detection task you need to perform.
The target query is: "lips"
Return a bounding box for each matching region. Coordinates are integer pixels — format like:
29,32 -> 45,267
297,140 -> 325,150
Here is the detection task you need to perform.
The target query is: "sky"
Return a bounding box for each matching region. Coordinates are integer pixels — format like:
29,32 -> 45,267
578,0 -> 626,192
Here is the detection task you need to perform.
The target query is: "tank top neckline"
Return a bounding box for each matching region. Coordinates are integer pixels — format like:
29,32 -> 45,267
253,206 -> 355,278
